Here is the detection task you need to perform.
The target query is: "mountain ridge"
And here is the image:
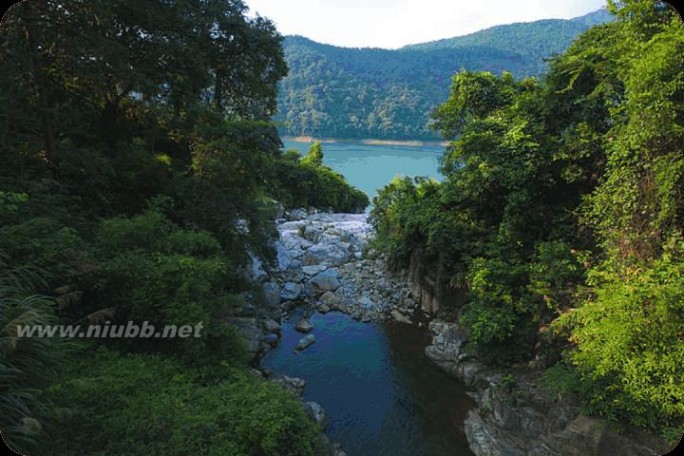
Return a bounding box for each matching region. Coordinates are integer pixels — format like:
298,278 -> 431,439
276,8 -> 613,140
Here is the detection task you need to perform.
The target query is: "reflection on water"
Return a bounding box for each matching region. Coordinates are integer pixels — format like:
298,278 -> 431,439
261,310 -> 474,456
282,140 -> 444,199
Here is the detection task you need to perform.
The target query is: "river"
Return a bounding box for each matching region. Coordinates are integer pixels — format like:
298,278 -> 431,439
262,140 -> 475,455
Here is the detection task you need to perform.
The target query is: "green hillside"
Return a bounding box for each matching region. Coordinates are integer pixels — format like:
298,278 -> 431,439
276,8 -> 613,140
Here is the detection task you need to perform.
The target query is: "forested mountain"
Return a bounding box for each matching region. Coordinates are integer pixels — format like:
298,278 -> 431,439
276,8 -> 613,140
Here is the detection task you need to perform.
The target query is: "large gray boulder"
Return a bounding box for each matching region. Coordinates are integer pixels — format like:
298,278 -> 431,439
302,264 -> 328,276
263,318 -> 281,334
287,208 -> 308,221
306,268 -> 341,297
262,281 -> 281,309
280,282 -> 303,301
302,242 -> 351,266
304,401 -> 329,430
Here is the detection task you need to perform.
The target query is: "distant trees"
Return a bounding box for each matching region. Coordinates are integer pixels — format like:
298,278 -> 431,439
272,142 -> 369,212
276,10 -> 612,140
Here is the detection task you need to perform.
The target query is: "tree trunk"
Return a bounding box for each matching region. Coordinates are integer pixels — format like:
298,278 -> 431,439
27,27 -> 58,170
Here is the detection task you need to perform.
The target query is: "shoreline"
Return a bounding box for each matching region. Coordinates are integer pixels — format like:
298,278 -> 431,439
283,136 -> 449,148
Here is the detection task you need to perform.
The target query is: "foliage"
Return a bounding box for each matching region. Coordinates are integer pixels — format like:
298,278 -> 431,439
95,209 -> 245,363
271,142 -> 369,212
0,1 -> 336,453
39,348 -> 323,456
555,243 -> 684,430
0,251 -> 58,453
371,1 -> 684,436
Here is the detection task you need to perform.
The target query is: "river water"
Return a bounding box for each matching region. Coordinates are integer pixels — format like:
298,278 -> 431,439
266,140 -> 474,455
261,310 -> 474,456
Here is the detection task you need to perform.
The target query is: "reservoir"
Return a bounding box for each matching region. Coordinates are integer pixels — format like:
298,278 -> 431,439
282,139 -> 444,198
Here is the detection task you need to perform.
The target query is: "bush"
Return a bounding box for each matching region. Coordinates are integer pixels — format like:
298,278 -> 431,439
39,348 -> 323,456
555,240 -> 684,431
95,210 -> 244,362
271,143 -> 369,212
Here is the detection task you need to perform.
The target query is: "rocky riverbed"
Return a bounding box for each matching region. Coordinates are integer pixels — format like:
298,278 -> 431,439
228,207 -> 672,456
228,210 -> 420,364
423,321 -> 672,456
231,209 -> 425,456
271,211 -> 419,323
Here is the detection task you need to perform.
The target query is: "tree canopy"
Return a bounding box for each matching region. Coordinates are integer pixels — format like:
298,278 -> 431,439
0,1 -> 365,453
371,0 -> 683,438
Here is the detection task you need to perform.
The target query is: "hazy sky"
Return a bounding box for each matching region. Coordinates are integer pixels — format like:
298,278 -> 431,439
245,0 -> 608,49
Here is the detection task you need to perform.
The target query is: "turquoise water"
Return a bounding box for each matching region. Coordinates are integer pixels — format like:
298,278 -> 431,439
282,140 -> 444,198
262,311 -> 474,456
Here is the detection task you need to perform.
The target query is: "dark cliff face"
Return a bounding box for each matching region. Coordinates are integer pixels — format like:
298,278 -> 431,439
405,248 -> 466,314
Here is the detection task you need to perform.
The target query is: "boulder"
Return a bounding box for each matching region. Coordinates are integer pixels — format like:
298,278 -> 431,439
302,243 -> 351,266
262,333 -> 279,346
319,291 -> 341,307
390,309 -> 412,324
270,375 -> 306,396
304,401 -> 329,430
295,334 -> 316,352
287,207 -> 308,221
295,318 -> 314,333
247,252 -> 268,282
262,282 -> 281,308
226,317 -> 261,362
263,318 -> 281,334
282,267 -> 305,283
306,269 -> 341,296
280,282 -> 303,301
302,264 -> 328,276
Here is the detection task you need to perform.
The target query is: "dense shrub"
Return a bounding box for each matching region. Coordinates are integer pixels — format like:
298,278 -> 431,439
40,348 -> 323,456
272,142 -> 369,212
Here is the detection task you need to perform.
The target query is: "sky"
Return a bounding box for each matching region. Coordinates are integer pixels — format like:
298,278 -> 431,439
245,0 -> 608,49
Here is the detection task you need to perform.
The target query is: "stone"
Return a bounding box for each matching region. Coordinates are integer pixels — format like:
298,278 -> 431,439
302,243 -> 351,266
304,401 -> 329,430
280,282 -> 303,301
287,207 -> 308,221
295,334 -> 316,352
319,291 -> 341,307
319,304 -> 331,313
247,252 -> 268,282
357,296 -> 375,309
282,267 -> 304,283
295,318 -> 314,333
302,264 -> 328,276
270,375 -> 306,396
306,269 -> 341,296
263,318 -> 281,334
262,333 -> 279,346
464,410 -> 522,456
390,309 -> 412,324
262,282 -> 281,308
